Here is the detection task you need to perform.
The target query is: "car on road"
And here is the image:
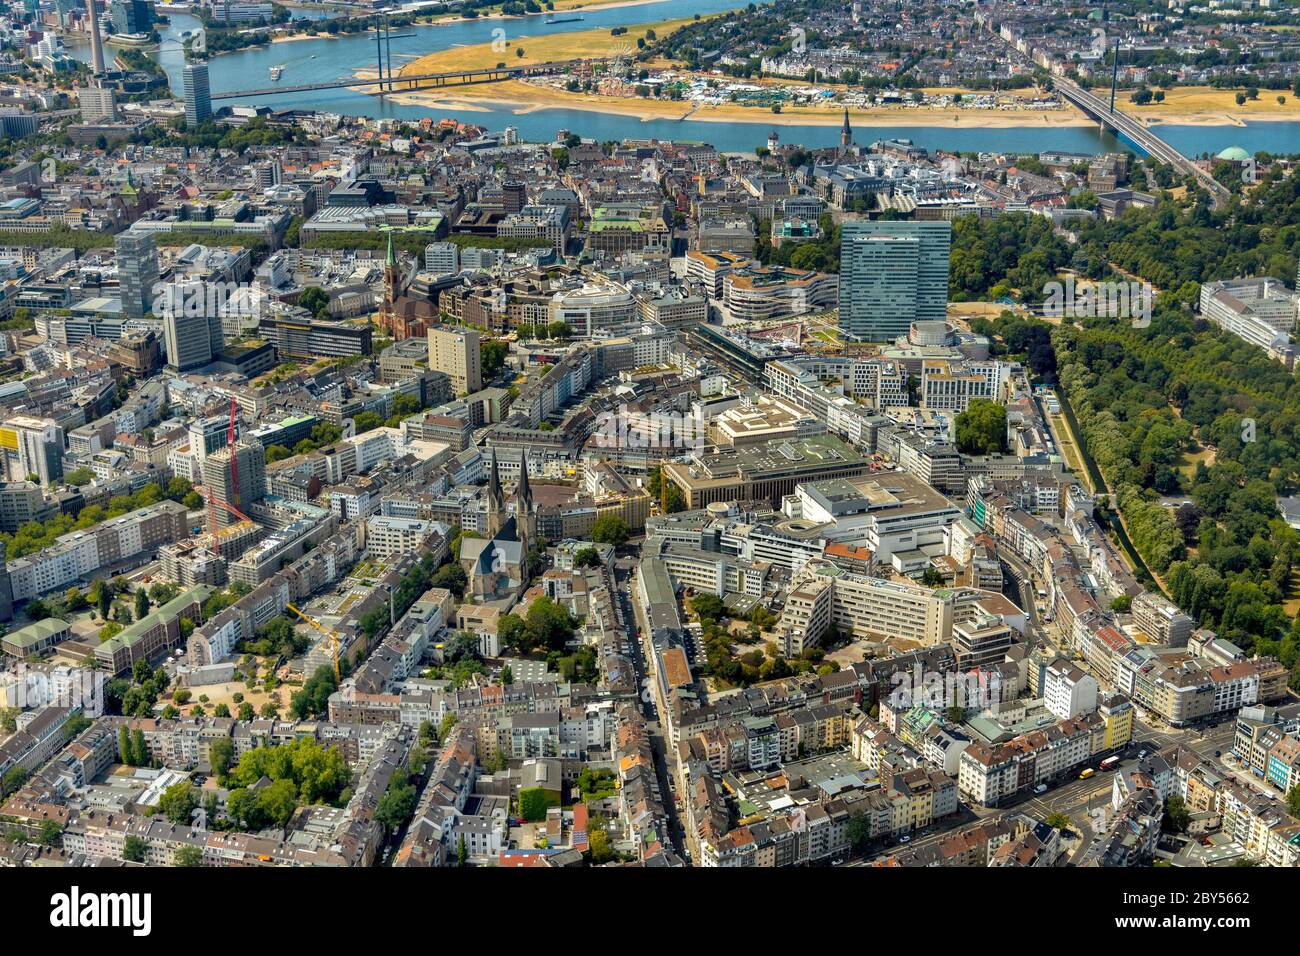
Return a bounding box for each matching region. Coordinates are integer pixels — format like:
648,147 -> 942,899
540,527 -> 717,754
1034,783 -> 1048,794
899,835 -> 911,843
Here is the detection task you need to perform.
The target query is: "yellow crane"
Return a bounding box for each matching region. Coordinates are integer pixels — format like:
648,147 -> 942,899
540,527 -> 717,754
286,602 -> 341,681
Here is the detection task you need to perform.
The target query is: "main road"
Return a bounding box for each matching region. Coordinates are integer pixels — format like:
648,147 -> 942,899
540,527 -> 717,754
613,551 -> 690,862
1044,78 -> 1231,208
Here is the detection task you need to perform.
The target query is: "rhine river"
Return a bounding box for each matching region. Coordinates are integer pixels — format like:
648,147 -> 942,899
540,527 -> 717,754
69,1 -> 1300,155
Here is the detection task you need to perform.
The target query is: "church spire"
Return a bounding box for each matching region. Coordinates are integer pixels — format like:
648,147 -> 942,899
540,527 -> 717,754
488,447 -> 502,505
486,448 -> 504,537
515,453 -> 535,553
517,452 -> 531,511
841,108 -> 852,149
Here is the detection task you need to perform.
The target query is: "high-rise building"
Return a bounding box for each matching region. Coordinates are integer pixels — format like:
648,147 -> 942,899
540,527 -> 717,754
188,416 -> 229,463
838,221 -> 951,342
0,481 -> 48,532
0,416 -> 65,487
109,0 -> 152,36
0,541 -> 12,623
163,309 -> 224,372
183,62 -> 212,127
77,85 -> 115,122
202,442 -> 266,525
115,230 -> 158,320
427,326 -> 482,395
424,242 -> 459,276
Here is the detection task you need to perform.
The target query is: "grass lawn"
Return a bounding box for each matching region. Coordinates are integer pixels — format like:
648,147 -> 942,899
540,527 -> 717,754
401,18 -> 695,75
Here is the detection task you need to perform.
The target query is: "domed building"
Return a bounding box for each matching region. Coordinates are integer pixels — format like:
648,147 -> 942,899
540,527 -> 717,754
1215,146 -> 1251,163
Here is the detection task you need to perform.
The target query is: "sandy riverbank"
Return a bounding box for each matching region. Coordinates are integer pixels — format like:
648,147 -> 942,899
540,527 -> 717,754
386,81 -> 1091,127
1107,86 -> 1300,126
391,19 -> 1089,128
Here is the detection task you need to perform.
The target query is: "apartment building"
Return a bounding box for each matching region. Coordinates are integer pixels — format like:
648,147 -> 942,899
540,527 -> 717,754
776,561 -> 954,656
7,500 -> 189,602
427,326 -> 482,396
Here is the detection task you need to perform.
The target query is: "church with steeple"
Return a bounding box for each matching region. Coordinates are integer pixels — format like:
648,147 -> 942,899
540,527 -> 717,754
462,449 -> 537,603
375,232 -> 435,341
840,108 -> 853,151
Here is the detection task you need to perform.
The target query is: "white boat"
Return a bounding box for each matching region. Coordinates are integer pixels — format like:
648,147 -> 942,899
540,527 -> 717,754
269,65 -> 284,81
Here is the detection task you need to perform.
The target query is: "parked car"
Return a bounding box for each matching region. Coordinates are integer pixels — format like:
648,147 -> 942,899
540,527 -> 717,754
1034,783 -> 1048,794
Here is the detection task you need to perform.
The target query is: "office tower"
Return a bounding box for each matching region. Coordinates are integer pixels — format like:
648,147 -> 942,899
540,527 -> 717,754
252,160 -> 281,188
838,220 -> 951,342
427,326 -> 482,395
0,416 -> 65,487
202,442 -> 266,525
261,315 -> 371,361
424,242 -> 459,276
163,309 -> 224,371
0,110 -> 39,140
183,62 -> 212,127
86,0 -> 105,74
109,0 -> 152,36
188,416 -> 229,462
0,481 -> 47,532
502,180 -> 527,214
115,230 -> 158,319
77,85 -> 116,122
0,541 -> 12,623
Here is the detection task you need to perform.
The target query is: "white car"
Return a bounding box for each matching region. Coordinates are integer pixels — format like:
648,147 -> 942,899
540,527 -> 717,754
1034,783 -> 1048,794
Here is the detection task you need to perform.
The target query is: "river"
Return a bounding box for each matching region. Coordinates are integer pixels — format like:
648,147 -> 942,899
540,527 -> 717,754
65,1 -> 1300,155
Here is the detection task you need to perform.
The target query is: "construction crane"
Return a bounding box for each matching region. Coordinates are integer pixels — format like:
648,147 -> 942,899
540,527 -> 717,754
204,492 -> 253,547
286,602 -> 342,681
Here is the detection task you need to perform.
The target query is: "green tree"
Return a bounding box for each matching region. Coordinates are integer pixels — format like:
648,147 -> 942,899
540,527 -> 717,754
209,737 -> 234,779
375,778 -> 418,831
173,845 -> 203,867
846,812 -> 872,851
64,466 -> 94,486
954,399 -> 1008,455
298,286 -> 330,317
64,587 -> 88,612
523,596 -> 576,653
1164,794 -> 1191,833
37,818 -> 62,847
123,834 -> 147,862
518,787 -> 554,822
691,593 -> 725,623
159,781 -> 198,825
591,514 -> 629,545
